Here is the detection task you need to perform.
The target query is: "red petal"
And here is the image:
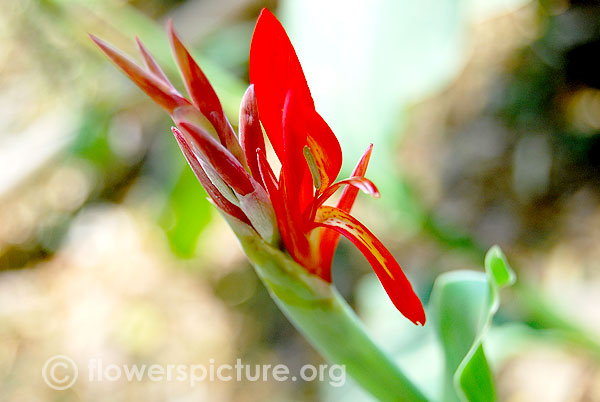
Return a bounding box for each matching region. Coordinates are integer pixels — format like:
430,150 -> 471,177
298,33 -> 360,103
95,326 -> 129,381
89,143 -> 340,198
239,85 -> 266,184
249,9 -> 342,198
178,122 -> 255,196
318,144 -> 373,271
281,89 -> 311,207
135,36 -> 172,87
313,206 -> 425,325
279,174 -> 314,270
172,127 -> 250,224
249,8 -> 314,161
257,149 -> 312,269
262,97 -> 314,268
167,21 -> 245,164
90,34 -> 188,113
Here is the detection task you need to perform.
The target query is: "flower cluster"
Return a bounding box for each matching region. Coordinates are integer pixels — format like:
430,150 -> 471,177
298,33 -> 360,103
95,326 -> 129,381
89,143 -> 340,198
91,8 -> 425,325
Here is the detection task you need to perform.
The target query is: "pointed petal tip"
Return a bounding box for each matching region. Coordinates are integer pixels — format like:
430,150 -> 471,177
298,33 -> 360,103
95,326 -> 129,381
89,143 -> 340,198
89,33 -> 109,49
171,126 -> 186,143
397,296 -> 426,327
134,36 -> 147,53
398,290 -> 426,327
258,7 -> 274,19
166,18 -> 178,43
412,310 -> 426,326
243,83 -> 256,99
89,34 -> 107,52
370,181 -> 381,198
402,294 -> 426,326
166,19 -> 179,49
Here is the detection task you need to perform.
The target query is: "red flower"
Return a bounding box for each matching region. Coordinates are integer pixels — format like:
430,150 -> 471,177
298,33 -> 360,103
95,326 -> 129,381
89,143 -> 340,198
90,9 -> 425,325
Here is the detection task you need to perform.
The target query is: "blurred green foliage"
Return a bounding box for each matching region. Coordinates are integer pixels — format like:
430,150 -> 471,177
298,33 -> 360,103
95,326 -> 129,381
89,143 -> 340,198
430,247 -> 515,402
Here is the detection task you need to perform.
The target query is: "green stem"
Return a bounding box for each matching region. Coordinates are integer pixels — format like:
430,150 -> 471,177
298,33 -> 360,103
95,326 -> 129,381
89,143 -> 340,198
273,286 -> 428,402
228,219 -> 429,402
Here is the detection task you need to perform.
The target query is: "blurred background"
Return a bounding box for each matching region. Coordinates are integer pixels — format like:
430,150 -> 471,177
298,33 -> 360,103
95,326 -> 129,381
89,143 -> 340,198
1,0 -> 600,401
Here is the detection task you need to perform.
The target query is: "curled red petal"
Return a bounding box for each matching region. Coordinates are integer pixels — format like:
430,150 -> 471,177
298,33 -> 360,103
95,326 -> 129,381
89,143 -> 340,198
178,122 -> 255,196
318,144 -> 374,271
167,21 -> 245,164
240,85 -> 266,184
314,176 -> 379,214
313,206 -> 426,325
89,34 -> 188,113
172,127 -> 250,224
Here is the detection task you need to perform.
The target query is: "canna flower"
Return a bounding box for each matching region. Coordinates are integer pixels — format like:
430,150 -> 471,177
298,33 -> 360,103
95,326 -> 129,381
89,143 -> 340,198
90,9 -> 425,325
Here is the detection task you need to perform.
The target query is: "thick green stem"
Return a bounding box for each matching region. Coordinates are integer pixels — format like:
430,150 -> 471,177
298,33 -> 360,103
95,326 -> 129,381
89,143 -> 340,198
272,283 -> 428,402
228,218 -> 429,402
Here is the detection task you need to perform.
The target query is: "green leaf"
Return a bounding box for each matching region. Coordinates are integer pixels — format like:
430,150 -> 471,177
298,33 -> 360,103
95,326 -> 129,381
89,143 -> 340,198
430,246 -> 515,402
